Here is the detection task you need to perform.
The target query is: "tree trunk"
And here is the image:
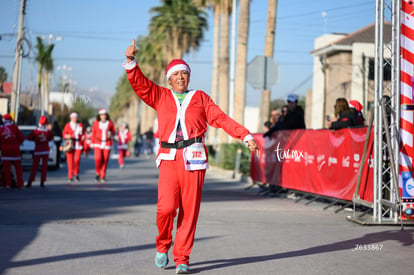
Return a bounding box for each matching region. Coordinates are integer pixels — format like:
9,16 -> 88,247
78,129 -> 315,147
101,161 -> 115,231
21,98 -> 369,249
218,0 -> 230,143
45,70 -> 50,115
234,0 -> 250,127
261,0 -> 278,131
207,3 -> 221,145
37,66 -> 43,116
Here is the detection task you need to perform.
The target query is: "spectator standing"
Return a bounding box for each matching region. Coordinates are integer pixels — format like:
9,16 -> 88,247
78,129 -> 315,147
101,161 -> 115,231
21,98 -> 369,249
263,95 -> 305,137
263,121 -> 272,132
0,114 -> 25,188
282,94 -> 306,130
117,122 -> 132,169
26,116 -> 53,188
63,112 -> 85,182
143,127 -> 155,155
349,100 -> 365,126
51,120 -> 62,149
269,109 -> 281,128
328,98 -> 359,130
91,108 -> 115,182
134,131 -> 143,157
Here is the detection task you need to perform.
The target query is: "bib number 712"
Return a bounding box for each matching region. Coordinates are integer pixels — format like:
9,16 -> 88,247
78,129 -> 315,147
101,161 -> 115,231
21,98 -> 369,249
192,151 -> 202,158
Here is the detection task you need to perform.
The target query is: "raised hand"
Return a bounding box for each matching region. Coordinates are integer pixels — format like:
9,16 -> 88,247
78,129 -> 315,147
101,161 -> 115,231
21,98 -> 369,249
247,139 -> 259,153
125,39 -> 138,63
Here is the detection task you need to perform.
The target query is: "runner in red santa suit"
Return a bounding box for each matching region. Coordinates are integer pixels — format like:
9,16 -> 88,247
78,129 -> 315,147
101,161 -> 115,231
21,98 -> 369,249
91,108 -> 115,182
63,112 -> 85,182
124,40 -> 259,274
0,114 -> 25,188
117,122 -> 132,169
26,115 -> 53,188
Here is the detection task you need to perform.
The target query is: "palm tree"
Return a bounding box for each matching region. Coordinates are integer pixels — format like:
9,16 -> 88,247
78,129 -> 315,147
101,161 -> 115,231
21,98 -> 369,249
218,0 -> 231,143
135,33 -> 178,134
35,36 -> 54,116
208,2 -> 221,145
144,0 -> 208,132
193,0 -> 221,145
135,35 -> 164,132
110,1 -> 209,137
262,0 -> 278,125
0,66 -> 7,93
233,0 -> 251,126
43,47 -> 54,115
150,0 -> 208,60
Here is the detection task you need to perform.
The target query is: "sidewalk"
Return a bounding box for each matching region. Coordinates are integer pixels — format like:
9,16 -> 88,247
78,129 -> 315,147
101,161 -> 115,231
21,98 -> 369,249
0,156 -> 413,274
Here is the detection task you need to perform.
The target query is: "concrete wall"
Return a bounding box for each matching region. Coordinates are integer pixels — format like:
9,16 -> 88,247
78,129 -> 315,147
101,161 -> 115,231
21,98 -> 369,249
310,34 -> 346,129
305,89 -> 312,128
324,51 -> 353,123
351,43 -> 374,118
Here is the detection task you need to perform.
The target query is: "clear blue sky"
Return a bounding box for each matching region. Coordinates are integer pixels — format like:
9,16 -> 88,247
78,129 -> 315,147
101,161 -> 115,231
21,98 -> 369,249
0,0 -> 375,107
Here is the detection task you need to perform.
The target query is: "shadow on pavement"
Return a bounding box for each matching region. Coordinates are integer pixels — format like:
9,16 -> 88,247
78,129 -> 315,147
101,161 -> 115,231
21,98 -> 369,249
7,236 -> 217,269
190,229 -> 414,273
0,156 -> 254,273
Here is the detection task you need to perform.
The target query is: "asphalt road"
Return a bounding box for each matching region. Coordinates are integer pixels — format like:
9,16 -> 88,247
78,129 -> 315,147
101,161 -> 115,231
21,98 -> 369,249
0,154 -> 413,275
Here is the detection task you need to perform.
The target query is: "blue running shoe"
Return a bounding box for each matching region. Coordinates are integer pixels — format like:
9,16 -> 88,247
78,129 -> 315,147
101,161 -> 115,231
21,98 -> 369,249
176,264 -> 190,274
154,252 -> 168,268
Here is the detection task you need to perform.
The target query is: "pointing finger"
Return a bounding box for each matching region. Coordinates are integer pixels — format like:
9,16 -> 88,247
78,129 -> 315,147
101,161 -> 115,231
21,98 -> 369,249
132,39 -> 135,48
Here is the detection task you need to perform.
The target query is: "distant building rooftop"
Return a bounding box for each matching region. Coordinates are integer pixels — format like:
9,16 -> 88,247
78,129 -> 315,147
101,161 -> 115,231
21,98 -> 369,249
311,22 -> 392,56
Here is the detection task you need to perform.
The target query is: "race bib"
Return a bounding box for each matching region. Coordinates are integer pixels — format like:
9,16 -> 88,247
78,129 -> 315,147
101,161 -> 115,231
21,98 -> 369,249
183,143 -> 208,170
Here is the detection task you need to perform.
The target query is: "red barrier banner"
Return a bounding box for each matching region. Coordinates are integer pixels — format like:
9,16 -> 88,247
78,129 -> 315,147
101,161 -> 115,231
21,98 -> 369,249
250,128 -> 374,202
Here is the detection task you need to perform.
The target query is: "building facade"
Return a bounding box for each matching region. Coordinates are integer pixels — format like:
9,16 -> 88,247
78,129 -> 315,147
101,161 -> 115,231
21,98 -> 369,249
308,23 -> 391,129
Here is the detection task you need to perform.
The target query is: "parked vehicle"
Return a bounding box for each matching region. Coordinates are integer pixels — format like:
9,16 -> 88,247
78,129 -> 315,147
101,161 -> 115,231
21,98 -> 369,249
18,125 -> 60,170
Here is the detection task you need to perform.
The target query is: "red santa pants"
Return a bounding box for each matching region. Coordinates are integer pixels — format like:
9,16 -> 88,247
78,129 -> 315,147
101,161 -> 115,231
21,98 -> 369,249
3,159 -> 24,188
66,149 -> 82,179
29,154 -> 48,182
118,148 -> 127,166
156,149 -> 206,266
94,148 -> 111,179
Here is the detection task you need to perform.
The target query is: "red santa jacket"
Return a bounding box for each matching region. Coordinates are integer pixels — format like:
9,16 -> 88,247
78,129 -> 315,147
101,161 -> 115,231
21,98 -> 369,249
62,122 -> 85,150
91,120 -> 115,149
117,129 -> 132,150
0,122 -> 25,159
125,60 -> 253,168
27,126 -> 53,155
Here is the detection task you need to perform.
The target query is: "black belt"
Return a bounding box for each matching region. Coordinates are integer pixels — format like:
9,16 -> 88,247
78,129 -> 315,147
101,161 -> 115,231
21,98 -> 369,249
161,137 -> 203,149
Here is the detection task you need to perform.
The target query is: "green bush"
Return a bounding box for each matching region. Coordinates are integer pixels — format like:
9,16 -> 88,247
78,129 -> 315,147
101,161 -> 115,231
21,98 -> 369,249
206,143 -> 251,175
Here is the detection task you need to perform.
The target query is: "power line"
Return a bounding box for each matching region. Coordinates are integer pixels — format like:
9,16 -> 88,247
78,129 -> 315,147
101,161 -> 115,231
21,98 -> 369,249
278,1 -> 373,20
285,73 -> 313,95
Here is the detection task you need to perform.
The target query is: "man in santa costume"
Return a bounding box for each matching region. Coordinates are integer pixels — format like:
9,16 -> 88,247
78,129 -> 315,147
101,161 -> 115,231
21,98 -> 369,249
0,114 -> 25,188
117,122 -> 132,169
26,116 -> 53,188
91,108 -> 115,182
124,40 -> 258,274
63,112 -> 85,182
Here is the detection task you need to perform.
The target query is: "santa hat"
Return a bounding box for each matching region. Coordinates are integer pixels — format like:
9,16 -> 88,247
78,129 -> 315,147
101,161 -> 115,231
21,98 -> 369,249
166,59 -> 191,80
349,100 -> 363,112
39,115 -> 48,125
70,112 -> 78,118
2,114 -> 12,121
98,108 -> 107,115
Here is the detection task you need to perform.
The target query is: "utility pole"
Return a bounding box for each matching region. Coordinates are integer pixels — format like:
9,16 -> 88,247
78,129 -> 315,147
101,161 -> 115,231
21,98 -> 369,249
11,0 -> 26,122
